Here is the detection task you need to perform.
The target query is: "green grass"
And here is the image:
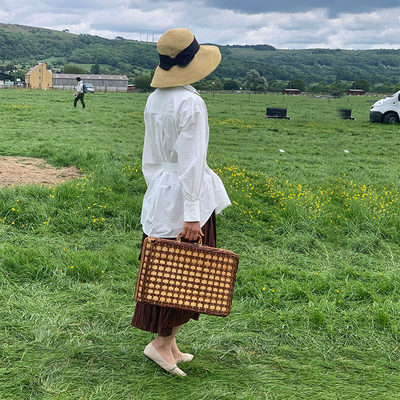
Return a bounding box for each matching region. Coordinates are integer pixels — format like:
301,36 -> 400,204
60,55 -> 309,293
1,89 -> 400,399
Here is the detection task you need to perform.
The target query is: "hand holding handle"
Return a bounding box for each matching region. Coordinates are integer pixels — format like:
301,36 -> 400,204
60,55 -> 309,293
177,233 -> 203,246
181,220 -> 204,242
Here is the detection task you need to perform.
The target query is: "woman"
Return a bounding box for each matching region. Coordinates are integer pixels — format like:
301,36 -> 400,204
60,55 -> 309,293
131,28 -> 231,376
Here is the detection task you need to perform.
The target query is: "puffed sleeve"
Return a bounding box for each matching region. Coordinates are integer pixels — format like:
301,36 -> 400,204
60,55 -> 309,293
142,106 -> 161,186
174,97 -> 208,222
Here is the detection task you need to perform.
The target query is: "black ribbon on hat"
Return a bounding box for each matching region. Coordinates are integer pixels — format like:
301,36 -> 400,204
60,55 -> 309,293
158,37 -> 200,71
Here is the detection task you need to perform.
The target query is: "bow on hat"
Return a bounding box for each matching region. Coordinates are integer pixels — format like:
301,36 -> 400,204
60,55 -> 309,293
158,37 -> 200,71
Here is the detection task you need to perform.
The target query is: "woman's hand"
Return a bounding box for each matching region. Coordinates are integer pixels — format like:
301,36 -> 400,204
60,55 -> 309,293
182,221 -> 204,241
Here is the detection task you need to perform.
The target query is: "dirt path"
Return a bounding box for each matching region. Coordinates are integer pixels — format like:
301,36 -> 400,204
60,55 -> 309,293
0,156 -> 81,187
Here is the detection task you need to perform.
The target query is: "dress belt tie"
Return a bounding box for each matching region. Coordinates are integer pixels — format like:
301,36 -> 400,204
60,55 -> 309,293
161,162 -> 178,172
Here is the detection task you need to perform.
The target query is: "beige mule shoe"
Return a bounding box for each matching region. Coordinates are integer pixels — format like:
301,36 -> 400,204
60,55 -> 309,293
175,353 -> 194,364
144,343 -> 187,376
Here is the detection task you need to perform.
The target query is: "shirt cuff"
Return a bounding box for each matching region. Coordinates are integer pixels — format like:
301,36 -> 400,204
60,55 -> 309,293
184,200 -> 200,221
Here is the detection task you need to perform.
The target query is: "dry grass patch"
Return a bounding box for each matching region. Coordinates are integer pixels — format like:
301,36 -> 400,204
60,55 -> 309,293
0,156 -> 81,187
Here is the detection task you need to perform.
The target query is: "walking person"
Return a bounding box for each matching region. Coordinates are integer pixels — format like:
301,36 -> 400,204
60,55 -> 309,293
131,28 -> 231,376
74,77 -> 85,109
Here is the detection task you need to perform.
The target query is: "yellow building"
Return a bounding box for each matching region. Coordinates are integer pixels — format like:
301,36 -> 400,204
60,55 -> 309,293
25,63 -> 53,89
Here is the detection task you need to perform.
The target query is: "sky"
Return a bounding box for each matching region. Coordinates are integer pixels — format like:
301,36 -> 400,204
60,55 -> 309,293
1,0 -> 400,49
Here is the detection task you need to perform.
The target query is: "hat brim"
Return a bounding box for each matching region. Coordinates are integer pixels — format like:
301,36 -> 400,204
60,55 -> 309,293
150,45 -> 221,88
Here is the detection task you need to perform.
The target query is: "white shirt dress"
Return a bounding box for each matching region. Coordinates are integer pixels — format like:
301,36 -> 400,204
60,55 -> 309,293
140,85 -> 231,238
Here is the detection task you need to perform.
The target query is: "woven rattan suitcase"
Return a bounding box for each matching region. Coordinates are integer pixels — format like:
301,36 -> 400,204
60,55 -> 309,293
134,236 -> 239,316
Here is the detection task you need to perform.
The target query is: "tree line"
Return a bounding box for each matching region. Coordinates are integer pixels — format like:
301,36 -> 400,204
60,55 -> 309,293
133,69 -> 399,95
1,24 -> 400,94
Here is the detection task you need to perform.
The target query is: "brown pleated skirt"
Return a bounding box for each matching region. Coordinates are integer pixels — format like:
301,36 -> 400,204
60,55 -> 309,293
131,212 -> 217,337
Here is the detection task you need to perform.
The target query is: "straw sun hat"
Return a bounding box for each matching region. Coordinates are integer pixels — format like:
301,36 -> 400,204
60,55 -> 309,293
150,28 -> 221,88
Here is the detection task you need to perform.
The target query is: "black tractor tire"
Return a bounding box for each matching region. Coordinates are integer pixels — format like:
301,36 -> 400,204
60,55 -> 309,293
383,112 -> 399,124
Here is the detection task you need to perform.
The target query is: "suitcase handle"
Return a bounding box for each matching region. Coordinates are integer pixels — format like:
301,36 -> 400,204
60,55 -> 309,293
176,233 -> 203,246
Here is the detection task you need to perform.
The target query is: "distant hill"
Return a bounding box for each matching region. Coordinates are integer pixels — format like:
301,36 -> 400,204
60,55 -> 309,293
220,46 -> 400,85
0,23 -> 158,75
1,23 -> 400,86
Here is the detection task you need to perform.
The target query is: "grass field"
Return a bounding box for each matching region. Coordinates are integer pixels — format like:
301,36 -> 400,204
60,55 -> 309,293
1,89 -> 400,400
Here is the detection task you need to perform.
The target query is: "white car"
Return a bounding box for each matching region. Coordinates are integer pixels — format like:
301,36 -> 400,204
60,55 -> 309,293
85,82 -> 95,93
370,90 -> 400,124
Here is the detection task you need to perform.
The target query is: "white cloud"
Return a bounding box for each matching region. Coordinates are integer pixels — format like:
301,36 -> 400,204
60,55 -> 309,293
204,7 -> 400,49
91,7 -> 184,32
1,0 -> 400,49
